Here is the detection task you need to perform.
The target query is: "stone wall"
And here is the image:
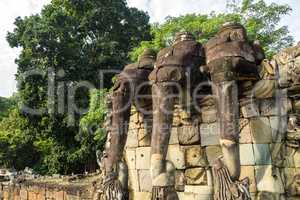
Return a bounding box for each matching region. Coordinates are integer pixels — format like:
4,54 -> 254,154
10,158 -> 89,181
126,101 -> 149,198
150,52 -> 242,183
124,96 -> 300,200
0,176 -> 97,200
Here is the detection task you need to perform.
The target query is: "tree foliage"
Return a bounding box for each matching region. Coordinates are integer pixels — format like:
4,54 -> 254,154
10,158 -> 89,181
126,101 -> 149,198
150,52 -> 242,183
130,0 -> 294,60
4,0 -> 151,174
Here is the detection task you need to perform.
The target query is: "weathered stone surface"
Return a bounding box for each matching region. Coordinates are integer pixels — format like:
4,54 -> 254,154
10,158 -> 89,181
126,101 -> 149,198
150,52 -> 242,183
185,168 -> 207,185
128,170 -> 140,191
201,108 -> 217,123
269,116 -> 287,142
240,144 -> 255,165
138,128 -> 151,147
256,191 -> 284,200
138,170 -> 152,192
167,145 -> 186,169
200,123 -> 220,146
250,117 -> 272,143
131,192 -> 151,200
205,145 -> 222,165
271,143 -> 285,168
125,149 -> 136,170
260,98 -> 292,117
255,166 -> 285,193
240,99 -> 260,118
253,144 -> 272,165
169,127 -> 179,145
175,170 -> 185,191
184,146 -> 209,167
126,129 -> 139,148
239,119 -> 253,143
285,146 -> 296,168
294,149 -> 300,168
283,168 -> 296,190
178,125 -> 200,145
136,147 -> 151,170
240,166 -> 257,193
185,185 -> 214,195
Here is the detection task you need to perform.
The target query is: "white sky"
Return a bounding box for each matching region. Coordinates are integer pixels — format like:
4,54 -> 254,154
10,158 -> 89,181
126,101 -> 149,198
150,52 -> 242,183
0,0 -> 299,97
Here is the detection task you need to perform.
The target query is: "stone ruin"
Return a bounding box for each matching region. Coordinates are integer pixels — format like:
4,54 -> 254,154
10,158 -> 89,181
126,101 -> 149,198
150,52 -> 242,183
98,22 -> 300,200
2,23 -> 300,200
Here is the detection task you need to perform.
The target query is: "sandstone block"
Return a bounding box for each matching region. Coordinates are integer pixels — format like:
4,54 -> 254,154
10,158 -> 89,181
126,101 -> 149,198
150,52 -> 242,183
128,170 -> 140,192
131,192 -> 151,200
138,170 -> 152,192
239,119 -> 253,143
167,145 -> 186,169
240,166 -> 257,193
294,149 -> 300,168
283,168 -> 296,190
269,116 -> 287,142
271,143 -> 285,168
240,144 -> 255,165
253,144 -> 272,165
125,149 -> 136,170
205,145 -> 222,166
201,108 -> 217,123
200,123 -> 220,146
185,168 -> 207,185
175,170 -> 185,192
169,127 -> 179,145
126,129 -> 139,148
136,147 -> 151,170
250,117 -> 272,144
138,128 -> 151,147
255,165 -> 284,193
178,125 -> 200,145
285,146 -> 296,168
185,185 -> 213,195
240,99 -> 260,118
185,146 -> 209,167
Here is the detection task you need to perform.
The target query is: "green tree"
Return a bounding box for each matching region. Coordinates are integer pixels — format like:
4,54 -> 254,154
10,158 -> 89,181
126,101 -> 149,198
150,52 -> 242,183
130,0 -> 294,60
0,95 -> 18,121
5,0 -> 151,174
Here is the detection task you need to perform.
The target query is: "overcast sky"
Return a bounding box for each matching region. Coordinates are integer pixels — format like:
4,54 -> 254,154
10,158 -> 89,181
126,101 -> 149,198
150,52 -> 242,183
0,0 -> 299,97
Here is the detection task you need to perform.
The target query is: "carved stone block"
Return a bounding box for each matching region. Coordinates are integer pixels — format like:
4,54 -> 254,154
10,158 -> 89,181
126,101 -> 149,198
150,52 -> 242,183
240,144 -> 255,165
285,146 -> 296,168
283,168 -> 296,190
184,185 -> 214,195
125,129 -> 139,148
240,166 -> 257,193
240,99 -> 260,118
129,170 -> 140,192
185,168 -> 207,185
184,146 -> 209,167
200,123 -> 220,146
205,145 -> 222,166
138,128 -> 151,147
175,170 -> 185,192
138,170 -> 152,192
269,116 -> 287,142
255,166 -> 285,194
201,108 -> 217,123
136,147 -> 151,170
250,117 -> 272,144
131,192 -> 151,200
253,144 -> 272,165
271,143 -> 285,168
178,125 -> 200,145
125,149 -> 136,170
166,145 -> 186,169
239,119 -> 253,144
294,149 -> 300,168
169,127 -> 179,145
